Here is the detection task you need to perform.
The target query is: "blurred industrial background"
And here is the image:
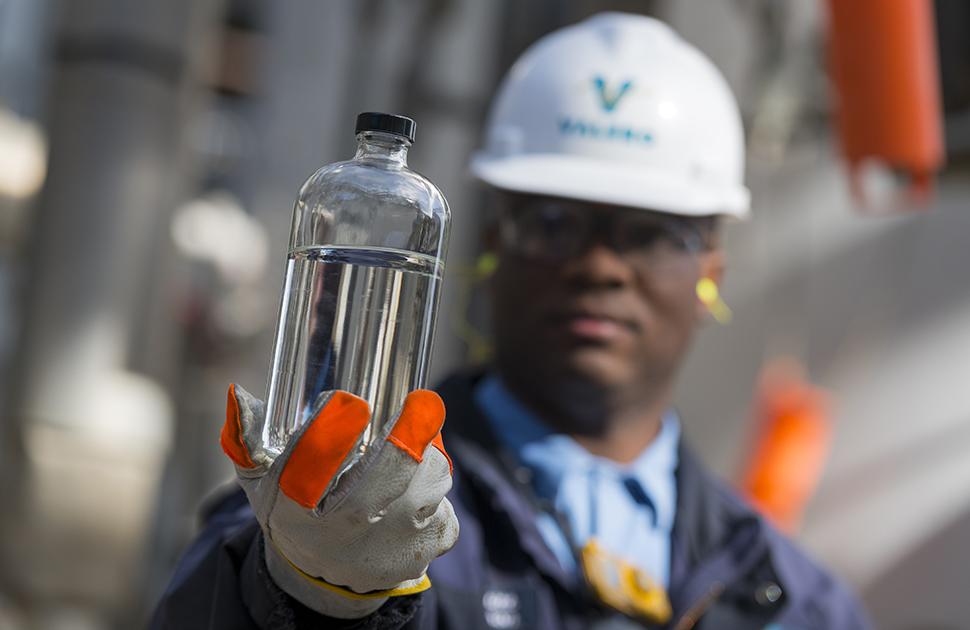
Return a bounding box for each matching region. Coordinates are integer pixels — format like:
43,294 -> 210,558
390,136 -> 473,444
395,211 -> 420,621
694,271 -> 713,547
0,0 -> 968,628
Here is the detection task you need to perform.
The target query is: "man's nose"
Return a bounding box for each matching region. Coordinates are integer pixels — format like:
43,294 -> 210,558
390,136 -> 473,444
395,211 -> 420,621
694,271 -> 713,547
561,241 -> 636,289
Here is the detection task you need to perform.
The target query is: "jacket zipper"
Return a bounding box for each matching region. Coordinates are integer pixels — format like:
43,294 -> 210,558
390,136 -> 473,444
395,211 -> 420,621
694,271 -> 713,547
672,581 -> 725,630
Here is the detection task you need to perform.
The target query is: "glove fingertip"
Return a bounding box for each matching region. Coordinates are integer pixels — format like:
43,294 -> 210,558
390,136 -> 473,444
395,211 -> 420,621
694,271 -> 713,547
279,391 -> 371,509
387,390 -> 446,464
221,383 -> 257,469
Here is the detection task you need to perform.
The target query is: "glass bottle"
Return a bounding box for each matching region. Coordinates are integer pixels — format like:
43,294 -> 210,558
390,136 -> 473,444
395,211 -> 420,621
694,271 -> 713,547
262,112 -> 450,465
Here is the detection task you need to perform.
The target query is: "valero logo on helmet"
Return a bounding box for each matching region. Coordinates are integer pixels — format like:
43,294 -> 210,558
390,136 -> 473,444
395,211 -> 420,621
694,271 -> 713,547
593,76 -> 632,112
557,75 -> 654,145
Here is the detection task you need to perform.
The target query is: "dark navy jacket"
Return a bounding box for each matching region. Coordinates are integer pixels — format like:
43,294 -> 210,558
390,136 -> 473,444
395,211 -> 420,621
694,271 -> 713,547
153,372 -> 870,629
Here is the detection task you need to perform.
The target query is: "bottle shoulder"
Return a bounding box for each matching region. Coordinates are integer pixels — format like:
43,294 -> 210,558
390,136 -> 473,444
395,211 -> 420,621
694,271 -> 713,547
289,158 -> 450,255
297,160 -> 449,219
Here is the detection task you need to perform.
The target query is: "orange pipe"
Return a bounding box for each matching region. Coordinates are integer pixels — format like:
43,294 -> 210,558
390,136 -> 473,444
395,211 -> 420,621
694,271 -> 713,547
739,360 -> 832,532
826,0 -> 944,202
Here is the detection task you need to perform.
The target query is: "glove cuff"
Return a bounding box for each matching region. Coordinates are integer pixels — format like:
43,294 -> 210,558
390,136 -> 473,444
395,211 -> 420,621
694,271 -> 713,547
264,537 -> 431,619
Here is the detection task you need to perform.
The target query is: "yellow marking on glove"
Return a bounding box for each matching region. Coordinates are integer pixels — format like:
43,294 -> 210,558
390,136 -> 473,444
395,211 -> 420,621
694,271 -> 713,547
273,540 -> 432,600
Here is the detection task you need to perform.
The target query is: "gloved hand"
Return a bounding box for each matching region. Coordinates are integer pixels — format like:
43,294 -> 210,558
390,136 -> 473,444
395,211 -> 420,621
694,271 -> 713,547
220,384 -> 459,619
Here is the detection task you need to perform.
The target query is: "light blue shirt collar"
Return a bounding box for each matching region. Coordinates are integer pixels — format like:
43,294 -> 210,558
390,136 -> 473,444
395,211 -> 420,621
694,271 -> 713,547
474,372 -> 680,585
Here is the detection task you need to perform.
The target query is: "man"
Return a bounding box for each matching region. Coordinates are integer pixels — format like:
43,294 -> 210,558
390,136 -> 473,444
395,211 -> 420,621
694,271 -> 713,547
153,13 -> 869,629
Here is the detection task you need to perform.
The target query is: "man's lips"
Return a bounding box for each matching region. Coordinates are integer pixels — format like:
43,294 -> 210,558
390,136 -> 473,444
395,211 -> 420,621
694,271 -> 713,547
549,311 -> 638,342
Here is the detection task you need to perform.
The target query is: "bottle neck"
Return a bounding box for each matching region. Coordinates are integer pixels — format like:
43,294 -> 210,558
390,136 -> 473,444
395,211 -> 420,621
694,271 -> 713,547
354,131 -> 410,165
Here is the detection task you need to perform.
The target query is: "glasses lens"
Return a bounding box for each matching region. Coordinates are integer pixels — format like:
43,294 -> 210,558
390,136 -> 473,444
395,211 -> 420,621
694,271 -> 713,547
502,201 -> 588,259
617,215 -> 703,259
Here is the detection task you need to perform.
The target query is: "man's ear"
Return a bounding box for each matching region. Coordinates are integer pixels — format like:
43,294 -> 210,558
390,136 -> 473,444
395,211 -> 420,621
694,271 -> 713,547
696,247 -> 726,322
482,221 -> 500,253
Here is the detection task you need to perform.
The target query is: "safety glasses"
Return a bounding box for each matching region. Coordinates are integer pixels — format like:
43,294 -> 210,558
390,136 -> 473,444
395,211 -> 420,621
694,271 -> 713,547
498,197 -> 711,269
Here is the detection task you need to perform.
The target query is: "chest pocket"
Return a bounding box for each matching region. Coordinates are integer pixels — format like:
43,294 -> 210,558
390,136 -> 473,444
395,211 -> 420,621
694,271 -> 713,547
434,583 -> 540,630
692,594 -> 785,630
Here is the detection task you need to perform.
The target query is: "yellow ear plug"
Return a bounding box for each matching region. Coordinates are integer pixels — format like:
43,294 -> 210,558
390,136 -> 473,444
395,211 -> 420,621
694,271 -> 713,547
696,277 -> 732,324
451,253 -> 498,364
475,252 -> 498,279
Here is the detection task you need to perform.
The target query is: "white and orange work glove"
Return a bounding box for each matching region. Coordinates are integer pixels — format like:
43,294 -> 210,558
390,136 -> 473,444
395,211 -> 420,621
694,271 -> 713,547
220,384 -> 459,619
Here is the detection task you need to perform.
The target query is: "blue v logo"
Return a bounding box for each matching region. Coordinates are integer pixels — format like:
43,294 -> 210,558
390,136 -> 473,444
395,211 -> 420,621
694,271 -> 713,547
592,76 -> 633,113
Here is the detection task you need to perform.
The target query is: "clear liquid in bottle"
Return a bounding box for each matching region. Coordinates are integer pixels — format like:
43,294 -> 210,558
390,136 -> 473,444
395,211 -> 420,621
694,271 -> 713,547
263,245 -> 442,458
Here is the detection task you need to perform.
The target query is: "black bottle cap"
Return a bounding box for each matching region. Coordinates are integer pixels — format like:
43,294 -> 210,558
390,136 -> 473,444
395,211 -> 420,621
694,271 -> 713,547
355,112 -> 416,143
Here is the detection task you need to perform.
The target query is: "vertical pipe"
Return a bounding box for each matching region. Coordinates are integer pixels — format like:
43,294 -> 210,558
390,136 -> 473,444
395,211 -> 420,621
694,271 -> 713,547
1,0 -> 224,621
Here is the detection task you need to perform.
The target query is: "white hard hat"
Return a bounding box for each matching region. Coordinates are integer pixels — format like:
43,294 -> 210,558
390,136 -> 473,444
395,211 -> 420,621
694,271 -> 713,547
471,12 -> 750,218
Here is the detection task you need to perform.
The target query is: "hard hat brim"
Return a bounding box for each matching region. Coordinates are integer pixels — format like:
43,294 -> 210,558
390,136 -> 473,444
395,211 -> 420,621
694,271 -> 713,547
471,152 -> 750,219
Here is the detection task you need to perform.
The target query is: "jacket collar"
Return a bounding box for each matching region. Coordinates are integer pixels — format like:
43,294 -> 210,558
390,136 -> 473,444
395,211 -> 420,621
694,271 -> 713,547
437,371 -> 575,590
436,370 -> 786,620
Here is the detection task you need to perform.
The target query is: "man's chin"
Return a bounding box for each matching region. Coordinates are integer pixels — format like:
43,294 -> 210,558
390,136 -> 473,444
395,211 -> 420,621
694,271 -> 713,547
554,346 -> 633,390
